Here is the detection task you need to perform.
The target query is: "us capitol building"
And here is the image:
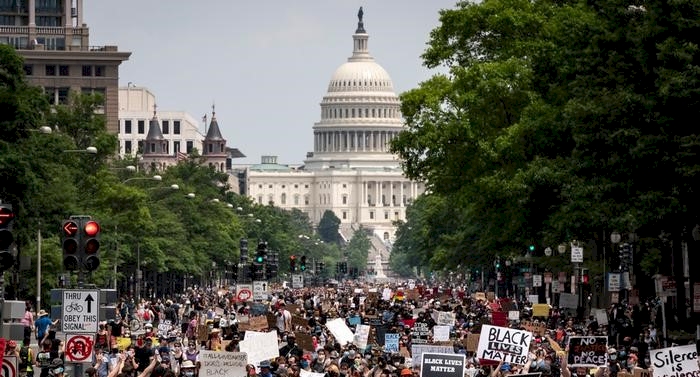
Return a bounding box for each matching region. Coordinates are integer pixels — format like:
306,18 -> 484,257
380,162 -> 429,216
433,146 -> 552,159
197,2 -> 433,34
240,10 -> 426,274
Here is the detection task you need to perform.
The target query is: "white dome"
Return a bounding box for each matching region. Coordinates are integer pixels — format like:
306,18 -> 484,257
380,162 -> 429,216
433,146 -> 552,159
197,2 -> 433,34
328,61 -> 395,93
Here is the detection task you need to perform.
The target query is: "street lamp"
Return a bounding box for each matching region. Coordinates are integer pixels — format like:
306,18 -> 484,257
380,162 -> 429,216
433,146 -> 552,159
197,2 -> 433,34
558,244 -> 567,255
122,175 -> 162,184
63,146 -> 97,154
186,193 -> 196,199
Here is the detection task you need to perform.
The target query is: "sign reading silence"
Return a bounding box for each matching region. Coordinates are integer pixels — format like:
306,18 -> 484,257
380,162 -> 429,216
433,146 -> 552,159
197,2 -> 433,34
650,344 -> 699,377
476,325 -> 532,365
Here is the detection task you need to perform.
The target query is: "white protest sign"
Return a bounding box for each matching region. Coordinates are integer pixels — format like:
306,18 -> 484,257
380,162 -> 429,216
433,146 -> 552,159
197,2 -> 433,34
476,325 -> 532,365
650,344 -> 699,377
326,318 -> 355,346
383,288 -> 393,301
199,350 -> 247,377
412,345 -> 454,367
592,309 -> 608,326
301,370 -> 327,377
436,311 -> 455,326
354,324 -> 370,349
508,311 -> 520,321
433,325 -> 451,342
239,331 -> 279,365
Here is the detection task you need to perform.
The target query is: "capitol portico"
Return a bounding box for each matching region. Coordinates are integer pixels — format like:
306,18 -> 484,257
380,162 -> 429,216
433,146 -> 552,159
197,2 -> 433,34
242,10 -> 425,274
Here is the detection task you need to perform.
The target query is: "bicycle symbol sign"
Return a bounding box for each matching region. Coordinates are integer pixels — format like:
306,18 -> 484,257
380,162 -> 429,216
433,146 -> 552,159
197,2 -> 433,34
62,289 -> 100,333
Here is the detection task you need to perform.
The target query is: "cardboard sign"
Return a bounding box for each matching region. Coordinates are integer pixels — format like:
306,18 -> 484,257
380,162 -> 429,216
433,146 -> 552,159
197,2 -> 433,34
522,321 -> 547,336
292,315 -> 308,329
567,336 -> 608,367
295,331 -> 314,352
199,351 -> 247,377
420,352 -> 466,377
532,304 -> 550,317
463,333 -> 480,352
650,344 -> 699,377
592,309 -> 608,326
559,293 -> 578,309
433,325 -> 450,342
326,318 -> 354,346
238,316 -> 269,332
473,292 -> 486,301
436,312 -> 455,326
476,325 -> 532,365
633,368 -> 652,377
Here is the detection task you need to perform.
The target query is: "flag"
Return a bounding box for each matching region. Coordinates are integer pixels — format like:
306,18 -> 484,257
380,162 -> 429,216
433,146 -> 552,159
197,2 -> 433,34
176,152 -> 188,162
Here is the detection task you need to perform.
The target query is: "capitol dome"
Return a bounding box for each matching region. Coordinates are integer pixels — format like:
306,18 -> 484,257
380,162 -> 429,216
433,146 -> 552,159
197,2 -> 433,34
327,61 -> 395,94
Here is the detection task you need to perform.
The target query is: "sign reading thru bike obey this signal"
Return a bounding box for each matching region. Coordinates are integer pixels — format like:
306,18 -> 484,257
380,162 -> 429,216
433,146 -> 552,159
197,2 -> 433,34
62,290 -> 99,333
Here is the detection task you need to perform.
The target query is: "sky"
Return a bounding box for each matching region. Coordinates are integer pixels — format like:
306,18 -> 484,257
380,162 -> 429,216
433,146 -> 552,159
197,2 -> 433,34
85,1 -> 458,165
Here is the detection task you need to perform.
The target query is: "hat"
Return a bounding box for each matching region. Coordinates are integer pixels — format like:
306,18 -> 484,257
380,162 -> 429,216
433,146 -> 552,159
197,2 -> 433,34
38,309 -> 48,317
260,360 -> 271,369
608,348 -> 617,354
401,369 -> 412,376
348,350 -> 356,359
145,323 -> 153,328
330,351 -> 340,359
181,360 -> 196,368
501,364 -> 512,372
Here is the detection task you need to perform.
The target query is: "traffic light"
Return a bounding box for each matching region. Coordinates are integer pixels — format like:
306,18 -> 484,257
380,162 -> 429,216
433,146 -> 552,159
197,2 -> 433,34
82,220 -> 100,271
240,238 -> 249,264
255,241 -> 267,264
300,255 -> 307,271
317,262 -> 325,274
619,243 -> 632,271
528,245 -> 535,253
290,255 -> 297,272
495,257 -> 501,269
61,218 -> 81,271
0,204 -> 16,271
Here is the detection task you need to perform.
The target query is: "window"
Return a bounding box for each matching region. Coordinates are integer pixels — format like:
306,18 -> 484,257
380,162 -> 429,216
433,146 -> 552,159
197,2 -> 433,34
304,195 -> 310,205
208,144 -> 213,153
137,120 -> 145,134
369,211 -> 375,219
82,65 -> 92,76
258,184 -> 262,189
395,211 -> 400,220
268,184 -> 273,188
24,65 -> 33,76
294,195 -> 299,205
59,65 -> 69,76
294,184 -> 298,188
342,212 -> 347,220
305,184 -> 309,188
149,143 -> 155,153
124,120 -> 132,134
58,88 -> 69,104
162,120 -> 169,134
45,65 -> 56,76
268,195 -> 274,205
368,195 -> 373,205
186,141 -> 194,153
342,195 -> 347,205
258,196 -> 263,204
282,185 -> 286,188
384,212 -> 389,220
124,140 -> 132,154
173,141 -> 180,154
281,193 -> 287,205
173,121 -> 181,134
95,66 -> 105,77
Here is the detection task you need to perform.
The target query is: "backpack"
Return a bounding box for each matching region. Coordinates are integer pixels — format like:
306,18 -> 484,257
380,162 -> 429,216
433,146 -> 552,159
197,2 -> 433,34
19,346 -> 29,368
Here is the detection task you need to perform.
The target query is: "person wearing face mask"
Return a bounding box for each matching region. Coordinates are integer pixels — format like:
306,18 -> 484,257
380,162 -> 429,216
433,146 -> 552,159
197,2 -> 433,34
258,361 -> 273,377
595,348 -> 621,377
179,360 -> 196,377
312,350 -> 330,373
279,333 -> 303,359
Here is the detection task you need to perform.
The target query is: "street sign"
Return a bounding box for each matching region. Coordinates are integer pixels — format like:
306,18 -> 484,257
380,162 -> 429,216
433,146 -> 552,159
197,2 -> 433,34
607,273 -> 621,291
236,284 -> 253,302
253,280 -> 269,301
533,275 -> 542,287
65,334 -> 95,363
571,246 -> 583,263
658,276 -> 676,296
551,280 -> 560,293
693,283 -> 700,313
291,273 -> 304,289
1,355 -> 17,377
62,290 -> 99,333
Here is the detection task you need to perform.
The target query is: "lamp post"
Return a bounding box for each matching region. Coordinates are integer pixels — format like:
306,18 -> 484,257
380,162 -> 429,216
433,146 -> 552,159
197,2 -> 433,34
63,146 -> 97,154
610,232 -> 621,306
122,175 -> 162,184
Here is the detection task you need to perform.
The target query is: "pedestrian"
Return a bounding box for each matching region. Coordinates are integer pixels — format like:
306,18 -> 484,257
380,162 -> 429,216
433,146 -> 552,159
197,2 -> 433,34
22,301 -> 35,340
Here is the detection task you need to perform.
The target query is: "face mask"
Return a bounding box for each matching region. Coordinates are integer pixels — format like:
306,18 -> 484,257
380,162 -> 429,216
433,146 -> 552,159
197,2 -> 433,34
302,361 -> 310,368
318,356 -> 325,361
609,355 -> 617,361
644,359 -> 650,365
343,352 -> 349,358
619,352 -> 626,358
184,372 -> 195,377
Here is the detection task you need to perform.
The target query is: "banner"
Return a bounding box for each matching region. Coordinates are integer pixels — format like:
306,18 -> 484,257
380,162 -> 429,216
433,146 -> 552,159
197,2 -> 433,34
420,352 -> 466,377
199,351 -> 247,377
567,336 -> 608,367
476,325 -> 532,365
650,344 -> 699,377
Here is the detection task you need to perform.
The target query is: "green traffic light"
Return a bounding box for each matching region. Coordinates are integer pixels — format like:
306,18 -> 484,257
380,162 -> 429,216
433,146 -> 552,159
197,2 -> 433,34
300,265 -> 306,271
529,245 -> 535,252
255,256 -> 264,263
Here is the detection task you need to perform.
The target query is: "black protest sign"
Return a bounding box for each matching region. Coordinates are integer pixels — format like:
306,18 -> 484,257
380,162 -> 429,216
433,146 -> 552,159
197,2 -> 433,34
567,336 -> 608,367
413,321 -> 430,344
421,352 -> 466,377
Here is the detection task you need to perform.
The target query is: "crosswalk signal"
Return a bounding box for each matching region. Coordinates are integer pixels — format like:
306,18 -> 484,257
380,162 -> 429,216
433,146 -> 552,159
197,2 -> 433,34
290,255 -> 297,272
0,204 -> 16,271
82,220 -> 100,271
61,219 -> 81,271
300,256 -> 307,271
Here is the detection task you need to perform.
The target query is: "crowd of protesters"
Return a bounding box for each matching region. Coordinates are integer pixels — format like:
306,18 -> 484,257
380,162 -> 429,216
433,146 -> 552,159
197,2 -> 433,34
3,282 -> 693,377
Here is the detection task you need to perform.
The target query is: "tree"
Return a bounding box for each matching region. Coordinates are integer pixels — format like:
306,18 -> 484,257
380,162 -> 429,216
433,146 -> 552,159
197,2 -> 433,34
317,210 -> 341,244
344,227 -> 371,272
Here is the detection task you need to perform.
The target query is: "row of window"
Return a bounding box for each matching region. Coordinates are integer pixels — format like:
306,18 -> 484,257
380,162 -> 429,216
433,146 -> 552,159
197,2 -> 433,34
123,120 -> 181,135
24,64 -> 106,77
329,79 -> 391,89
323,107 -> 398,119
121,140 -> 195,155
258,183 -> 310,189
43,87 -> 105,105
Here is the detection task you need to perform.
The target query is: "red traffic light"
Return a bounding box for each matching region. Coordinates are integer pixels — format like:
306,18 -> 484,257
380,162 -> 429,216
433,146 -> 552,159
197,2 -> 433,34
0,206 -> 14,226
62,221 -> 79,237
84,221 -> 100,236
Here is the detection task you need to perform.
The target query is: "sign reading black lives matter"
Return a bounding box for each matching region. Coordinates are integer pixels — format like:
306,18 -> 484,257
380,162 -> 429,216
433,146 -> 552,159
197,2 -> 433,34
567,336 -> 608,367
421,352 -> 466,377
476,325 -> 532,365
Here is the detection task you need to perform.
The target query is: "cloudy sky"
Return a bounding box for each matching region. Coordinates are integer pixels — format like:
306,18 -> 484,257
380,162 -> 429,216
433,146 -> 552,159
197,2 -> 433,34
85,1 -> 458,164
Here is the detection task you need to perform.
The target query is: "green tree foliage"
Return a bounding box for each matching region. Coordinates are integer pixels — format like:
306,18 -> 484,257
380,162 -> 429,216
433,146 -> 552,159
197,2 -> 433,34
390,0 -> 700,274
344,227 -> 371,271
318,210 -> 341,244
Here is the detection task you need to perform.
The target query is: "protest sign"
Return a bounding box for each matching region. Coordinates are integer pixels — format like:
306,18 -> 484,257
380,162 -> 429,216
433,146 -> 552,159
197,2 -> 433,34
436,311 -> 455,326
326,318 -> 355,346
650,344 -> 699,377
354,324 -> 371,350
592,309 -> 608,326
633,368 -> 652,377
300,370 -> 327,377
412,321 -> 430,344
421,353 -> 466,377
412,345 -> 455,367
532,304 -> 550,317
238,316 -> 269,332
508,311 -> 520,321
567,336 -> 608,367
239,331 -> 279,366
433,325 -> 451,342
199,350 -> 247,377
295,331 -> 314,352
522,321 -> 546,336
385,333 -> 400,353
476,325 -> 532,365
559,293 -> 578,309
462,333 -> 480,352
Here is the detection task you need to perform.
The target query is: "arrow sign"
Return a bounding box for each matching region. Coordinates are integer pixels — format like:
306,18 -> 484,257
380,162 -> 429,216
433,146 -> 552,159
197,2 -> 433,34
85,294 -> 94,313
63,221 -> 78,236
